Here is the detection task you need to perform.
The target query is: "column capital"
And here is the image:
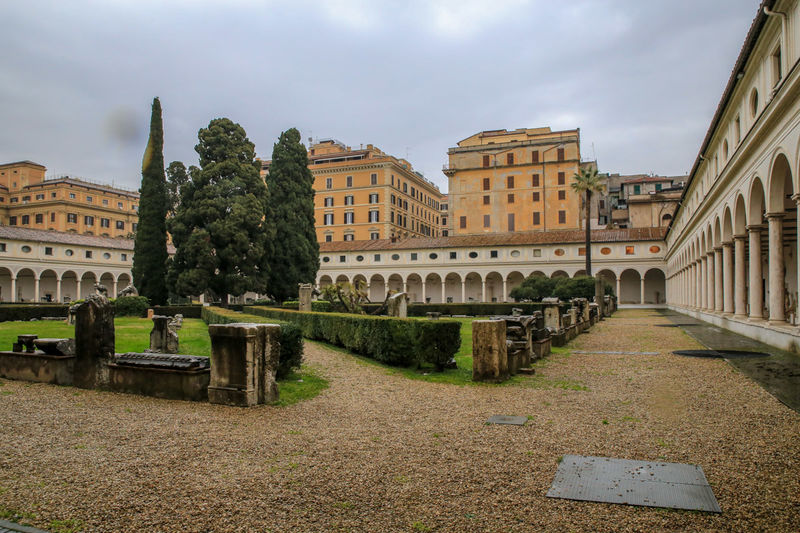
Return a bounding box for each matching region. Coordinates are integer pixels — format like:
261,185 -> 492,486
792,193 -> 800,203
713,246 -> 723,252
746,224 -> 766,232
733,233 -> 747,241
706,251 -> 715,257
721,241 -> 733,248
765,211 -> 785,220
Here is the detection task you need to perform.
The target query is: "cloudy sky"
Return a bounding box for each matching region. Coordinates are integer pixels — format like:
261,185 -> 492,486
1,0 -> 758,192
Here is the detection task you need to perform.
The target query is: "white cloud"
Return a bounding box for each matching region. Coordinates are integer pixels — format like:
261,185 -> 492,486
427,0 -> 531,39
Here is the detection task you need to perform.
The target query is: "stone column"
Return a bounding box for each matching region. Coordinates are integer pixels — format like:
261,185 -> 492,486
208,323 -> 259,407
461,280 -> 466,303
721,242 -> 733,315
34,275 -> 40,303
767,212 -> 786,324
700,257 -> 707,310
748,225 -> 764,320
706,252 -> 715,311
403,281 -> 408,294
639,277 -> 645,304
441,280 -> 446,303
502,279 -> 507,303
481,280 -> 486,302
421,281 -> 426,304
112,280 -> 118,298
10,277 -> 16,303
56,278 -> 62,303
76,279 -> 82,301
714,247 -> 723,312
298,283 -> 312,312
72,294 -> 115,389
615,277 -> 621,302
734,235 -> 747,317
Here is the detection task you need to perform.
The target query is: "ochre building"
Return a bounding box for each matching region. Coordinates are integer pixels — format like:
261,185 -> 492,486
261,139 -> 444,243
0,161 -> 140,238
444,127 -> 582,235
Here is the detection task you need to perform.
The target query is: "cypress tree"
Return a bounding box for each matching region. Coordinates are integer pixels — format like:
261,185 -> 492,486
132,97 -> 169,305
167,118 -> 269,307
264,128 -> 319,302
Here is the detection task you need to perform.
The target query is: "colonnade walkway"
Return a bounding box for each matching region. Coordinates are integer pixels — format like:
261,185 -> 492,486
662,310 -> 800,412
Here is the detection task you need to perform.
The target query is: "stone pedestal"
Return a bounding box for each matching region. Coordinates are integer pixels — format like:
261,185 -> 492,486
387,292 -> 409,318
298,283 -> 313,312
258,324 -> 281,405
71,293 -> 115,389
472,320 -> 508,383
531,337 -> 551,360
149,315 -> 179,354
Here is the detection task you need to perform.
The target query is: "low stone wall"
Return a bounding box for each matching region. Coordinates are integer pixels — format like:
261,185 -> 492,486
108,363 -> 210,402
0,351 -> 74,385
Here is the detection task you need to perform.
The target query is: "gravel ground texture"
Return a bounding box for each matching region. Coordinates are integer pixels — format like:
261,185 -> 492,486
1,309 -> 799,532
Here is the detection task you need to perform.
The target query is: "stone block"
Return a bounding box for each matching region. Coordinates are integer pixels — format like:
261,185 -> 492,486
387,292 -> 409,318
532,337 -> 551,360
472,320 -> 508,383
208,323 -> 260,407
71,293 -> 115,389
298,283 -> 313,312
258,324 -> 281,405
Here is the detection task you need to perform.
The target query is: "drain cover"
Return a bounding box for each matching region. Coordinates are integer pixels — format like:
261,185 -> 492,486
673,349 -> 770,358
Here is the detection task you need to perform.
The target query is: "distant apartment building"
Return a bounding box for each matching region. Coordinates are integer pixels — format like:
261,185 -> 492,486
605,174 -> 686,229
443,127 -> 582,235
261,139 -> 444,243
0,161 -> 140,238
439,194 -> 450,236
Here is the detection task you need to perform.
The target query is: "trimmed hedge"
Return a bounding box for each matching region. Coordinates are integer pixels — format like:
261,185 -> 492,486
280,300 -> 332,313
0,304 -> 69,322
115,296 -> 150,317
244,306 -> 461,369
152,305 -> 202,318
358,302 -> 554,317
201,306 -> 303,378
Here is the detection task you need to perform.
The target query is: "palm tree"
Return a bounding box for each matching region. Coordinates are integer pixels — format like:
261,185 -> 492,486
571,166 -> 606,276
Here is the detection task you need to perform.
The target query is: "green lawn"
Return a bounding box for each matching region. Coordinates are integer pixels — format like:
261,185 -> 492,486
0,318 -> 326,406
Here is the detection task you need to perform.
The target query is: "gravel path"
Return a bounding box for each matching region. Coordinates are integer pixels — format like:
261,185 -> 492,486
1,310 -> 798,532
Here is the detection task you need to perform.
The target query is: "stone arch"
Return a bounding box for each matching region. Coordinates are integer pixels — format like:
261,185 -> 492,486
748,175 -> 767,225
464,272 -> 482,302
61,270 -> 79,302
0,266 -> 13,302
713,216 -> 722,247
485,272 -> 503,302
644,268 -> 666,304
318,275 -> 333,290
424,273 -> 443,303
722,206 -> 734,242
551,270 -> 568,279
387,274 -> 403,294
80,271 -> 98,299
734,194 -> 747,235
335,274 -> 350,284
405,273 -> 423,302
506,271 -> 525,299
619,269 -> 641,304
368,274 -> 385,302
444,272 -> 462,303
573,269 -> 586,277
15,268 -> 36,302
767,151 -> 794,214
39,269 -> 59,303
99,272 -> 116,295
529,270 -> 546,278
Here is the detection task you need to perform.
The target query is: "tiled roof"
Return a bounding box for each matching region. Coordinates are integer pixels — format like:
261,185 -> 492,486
319,227 -> 666,252
0,160 -> 46,168
0,226 -> 135,250
25,177 -> 139,197
623,176 -> 676,185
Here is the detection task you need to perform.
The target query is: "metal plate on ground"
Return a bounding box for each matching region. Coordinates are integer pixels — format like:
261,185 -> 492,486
572,350 -> 659,355
486,415 -> 527,426
547,455 -> 721,513
673,349 -> 770,359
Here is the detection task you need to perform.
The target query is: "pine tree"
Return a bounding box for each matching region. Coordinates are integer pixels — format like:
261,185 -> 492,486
132,97 -> 169,305
264,128 -> 319,303
167,118 -> 268,307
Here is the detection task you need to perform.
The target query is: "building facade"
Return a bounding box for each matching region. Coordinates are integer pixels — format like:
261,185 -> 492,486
0,161 -> 140,238
665,0 -> 800,351
443,127 -> 582,235
261,139 -> 444,243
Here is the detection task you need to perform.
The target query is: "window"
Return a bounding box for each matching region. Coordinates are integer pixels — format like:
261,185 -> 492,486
391,175 -> 395,186
370,232 -> 379,240
371,173 -> 377,185
483,195 -> 490,205
346,176 -> 353,187
34,214 -> 43,224
449,251 -> 457,259
558,190 -> 565,200
118,202 -> 123,209
0,243 -> 7,252
22,195 -> 31,202
116,221 -> 124,230
531,150 -> 539,163
403,183 -> 408,193
532,174 -> 540,187
67,213 -> 77,224
578,247 -> 586,256
101,218 -> 110,228
21,245 -> 31,253
325,235 -> 332,242
322,256 -> 330,262
557,172 -> 565,185
429,253 -> 438,260
51,193 -> 56,198
558,210 -> 566,224
50,213 -> 55,222
356,255 -> 364,262
557,147 -> 565,161
65,249 -> 73,256
633,185 -> 641,195
554,249 -> 565,256
468,251 -> 478,259
508,193 -> 515,204
411,186 -> 416,197
86,196 -> 93,203
507,175 -> 514,189
390,211 -> 395,223
326,178 -> 332,189
103,252 -> 111,259
369,193 -> 378,204
722,140 -> 728,161
85,250 -> 93,258
69,193 -> 76,199
750,88 -> 759,118
655,183 -> 662,192
45,247 -> 53,256
343,235 -> 354,242
9,216 -> 17,225
121,253 -> 127,261
600,247 -> 611,255
409,252 -> 417,261
483,214 -> 490,228
344,195 -> 353,206
772,45 -> 782,86
84,216 -> 94,226
508,213 -> 515,231
102,199 -> 108,206
21,215 -> 29,225
533,212 -> 541,225
10,197 -> 17,203
324,197 -> 333,207
369,210 -> 379,222
599,199 -> 605,209
625,246 -> 635,255
391,254 -> 400,261
374,254 -> 381,261
533,248 -> 542,257
442,217 -> 447,225
344,212 -> 354,224
490,250 -> 498,258
507,153 -> 514,165
132,205 -> 138,212
35,194 -> 44,200
324,213 -> 334,225
483,178 -> 490,191
132,223 -> 137,232
340,255 -> 347,262
460,216 -> 466,229
735,116 -> 741,144
482,155 -> 490,167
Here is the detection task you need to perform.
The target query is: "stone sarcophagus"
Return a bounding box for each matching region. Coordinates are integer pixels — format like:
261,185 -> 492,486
0,335 -> 75,385
109,353 -> 211,402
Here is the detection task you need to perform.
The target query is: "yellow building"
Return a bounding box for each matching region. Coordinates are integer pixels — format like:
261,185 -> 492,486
0,161 -> 140,238
261,139 -> 445,242
444,127 -> 582,235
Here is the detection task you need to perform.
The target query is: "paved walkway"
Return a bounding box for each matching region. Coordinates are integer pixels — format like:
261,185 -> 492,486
661,310 -> 800,412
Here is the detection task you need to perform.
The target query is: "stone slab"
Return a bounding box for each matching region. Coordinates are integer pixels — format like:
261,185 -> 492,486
0,520 -> 50,533
547,454 -> 721,513
486,415 -> 527,426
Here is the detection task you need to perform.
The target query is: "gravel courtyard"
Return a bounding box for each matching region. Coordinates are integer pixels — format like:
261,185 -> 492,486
1,310 -> 798,532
